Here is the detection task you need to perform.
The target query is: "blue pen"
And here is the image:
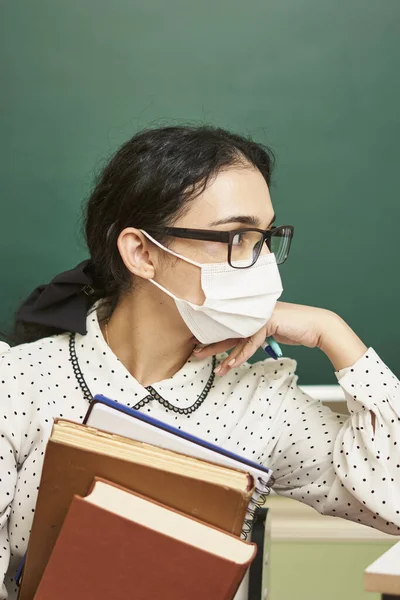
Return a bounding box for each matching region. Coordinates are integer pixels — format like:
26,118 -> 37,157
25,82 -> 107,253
261,336 -> 283,360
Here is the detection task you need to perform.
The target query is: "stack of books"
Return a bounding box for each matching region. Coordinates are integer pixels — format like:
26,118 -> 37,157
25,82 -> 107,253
17,395 -> 272,600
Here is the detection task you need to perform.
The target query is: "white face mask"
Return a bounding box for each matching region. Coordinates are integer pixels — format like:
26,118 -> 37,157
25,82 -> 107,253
141,230 -> 283,345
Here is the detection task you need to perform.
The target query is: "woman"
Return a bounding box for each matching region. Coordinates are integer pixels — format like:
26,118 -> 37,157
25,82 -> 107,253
1,125 -> 399,598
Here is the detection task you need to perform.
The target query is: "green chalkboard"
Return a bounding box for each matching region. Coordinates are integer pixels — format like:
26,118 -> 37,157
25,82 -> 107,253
1,0 -> 399,383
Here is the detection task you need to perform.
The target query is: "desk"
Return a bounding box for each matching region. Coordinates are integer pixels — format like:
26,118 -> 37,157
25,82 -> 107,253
365,541 -> 400,599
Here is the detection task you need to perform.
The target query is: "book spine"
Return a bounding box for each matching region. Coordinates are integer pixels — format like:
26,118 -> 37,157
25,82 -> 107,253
246,473 -> 254,493
222,551 -> 257,600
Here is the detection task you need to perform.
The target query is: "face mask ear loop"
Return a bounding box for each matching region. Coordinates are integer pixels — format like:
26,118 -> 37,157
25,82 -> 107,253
140,230 -> 202,268
146,277 -> 182,302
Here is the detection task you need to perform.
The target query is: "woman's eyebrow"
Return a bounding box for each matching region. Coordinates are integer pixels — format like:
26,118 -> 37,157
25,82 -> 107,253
209,214 -> 276,227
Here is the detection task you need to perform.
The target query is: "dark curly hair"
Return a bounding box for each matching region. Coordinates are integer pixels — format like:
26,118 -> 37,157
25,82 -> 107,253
12,124 -> 275,344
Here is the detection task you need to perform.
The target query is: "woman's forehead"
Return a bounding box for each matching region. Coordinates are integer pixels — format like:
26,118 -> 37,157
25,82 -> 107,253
177,167 -> 274,229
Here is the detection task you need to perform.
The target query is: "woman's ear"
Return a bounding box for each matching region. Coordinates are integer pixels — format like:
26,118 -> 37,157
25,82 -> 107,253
117,228 -> 156,280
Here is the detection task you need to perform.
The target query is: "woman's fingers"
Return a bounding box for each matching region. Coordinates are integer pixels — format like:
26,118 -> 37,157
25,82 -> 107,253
214,327 -> 267,376
192,338 -> 239,359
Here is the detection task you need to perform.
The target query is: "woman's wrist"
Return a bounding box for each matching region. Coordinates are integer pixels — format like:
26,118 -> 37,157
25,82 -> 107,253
319,312 -> 368,372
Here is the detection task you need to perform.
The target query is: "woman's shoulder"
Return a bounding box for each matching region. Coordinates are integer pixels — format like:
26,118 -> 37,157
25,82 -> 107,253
0,333 -> 72,422
215,352 -> 299,394
0,333 -> 71,385
210,354 -> 301,431
0,332 -> 70,361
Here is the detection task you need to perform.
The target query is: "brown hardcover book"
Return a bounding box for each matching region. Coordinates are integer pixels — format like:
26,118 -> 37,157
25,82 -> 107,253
34,478 -> 256,600
20,419 -> 254,600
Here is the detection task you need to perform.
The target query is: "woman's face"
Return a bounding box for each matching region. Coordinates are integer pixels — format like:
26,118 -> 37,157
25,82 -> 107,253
119,166 -> 275,306
149,166 -> 275,305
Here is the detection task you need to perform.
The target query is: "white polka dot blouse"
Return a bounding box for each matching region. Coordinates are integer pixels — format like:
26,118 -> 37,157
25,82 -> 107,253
0,304 -> 400,599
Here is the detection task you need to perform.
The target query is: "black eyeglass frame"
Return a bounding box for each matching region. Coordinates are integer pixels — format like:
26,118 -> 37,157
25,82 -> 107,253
145,225 -> 294,268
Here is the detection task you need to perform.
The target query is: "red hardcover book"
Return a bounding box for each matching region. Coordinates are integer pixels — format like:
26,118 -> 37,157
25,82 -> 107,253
34,478 -> 257,600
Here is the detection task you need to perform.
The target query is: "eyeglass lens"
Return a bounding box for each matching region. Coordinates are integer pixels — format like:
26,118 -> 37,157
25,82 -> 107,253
268,227 -> 292,265
230,227 -> 292,267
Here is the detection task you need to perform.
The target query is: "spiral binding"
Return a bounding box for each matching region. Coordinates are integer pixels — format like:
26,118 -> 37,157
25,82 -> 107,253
241,474 -> 275,540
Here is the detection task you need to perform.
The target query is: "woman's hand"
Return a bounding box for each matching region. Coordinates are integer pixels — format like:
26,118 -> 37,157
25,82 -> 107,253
193,301 -> 367,375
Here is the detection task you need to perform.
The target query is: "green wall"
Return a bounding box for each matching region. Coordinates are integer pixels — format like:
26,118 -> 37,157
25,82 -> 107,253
1,0 -> 399,383
270,540 -> 395,600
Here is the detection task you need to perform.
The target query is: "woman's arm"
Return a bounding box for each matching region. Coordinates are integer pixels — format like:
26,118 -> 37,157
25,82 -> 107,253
316,311 -> 367,371
264,348 -> 400,534
0,347 -> 22,600
194,303 -> 400,531
194,301 -> 369,375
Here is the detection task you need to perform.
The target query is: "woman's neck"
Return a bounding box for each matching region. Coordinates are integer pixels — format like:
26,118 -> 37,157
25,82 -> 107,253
101,286 -> 197,387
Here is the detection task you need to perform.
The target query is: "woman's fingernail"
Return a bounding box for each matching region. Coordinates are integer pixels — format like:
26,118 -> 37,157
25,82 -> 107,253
228,358 -> 235,367
214,365 -> 221,374
193,346 -> 203,353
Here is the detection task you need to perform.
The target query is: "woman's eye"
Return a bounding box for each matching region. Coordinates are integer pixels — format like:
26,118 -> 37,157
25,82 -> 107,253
232,232 -> 245,246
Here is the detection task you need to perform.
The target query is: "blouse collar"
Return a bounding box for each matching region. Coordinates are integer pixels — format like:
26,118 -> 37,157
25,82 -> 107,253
73,301 -> 215,410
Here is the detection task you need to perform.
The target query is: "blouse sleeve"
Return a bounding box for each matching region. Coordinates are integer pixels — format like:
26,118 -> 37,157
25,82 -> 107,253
265,347 -> 400,535
0,346 -> 22,599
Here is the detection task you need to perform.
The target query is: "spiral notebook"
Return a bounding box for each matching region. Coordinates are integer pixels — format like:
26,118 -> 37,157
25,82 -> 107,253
84,394 -> 274,539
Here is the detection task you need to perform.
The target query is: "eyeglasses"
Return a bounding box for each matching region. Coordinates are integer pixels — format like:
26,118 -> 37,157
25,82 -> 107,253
146,225 -> 294,268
